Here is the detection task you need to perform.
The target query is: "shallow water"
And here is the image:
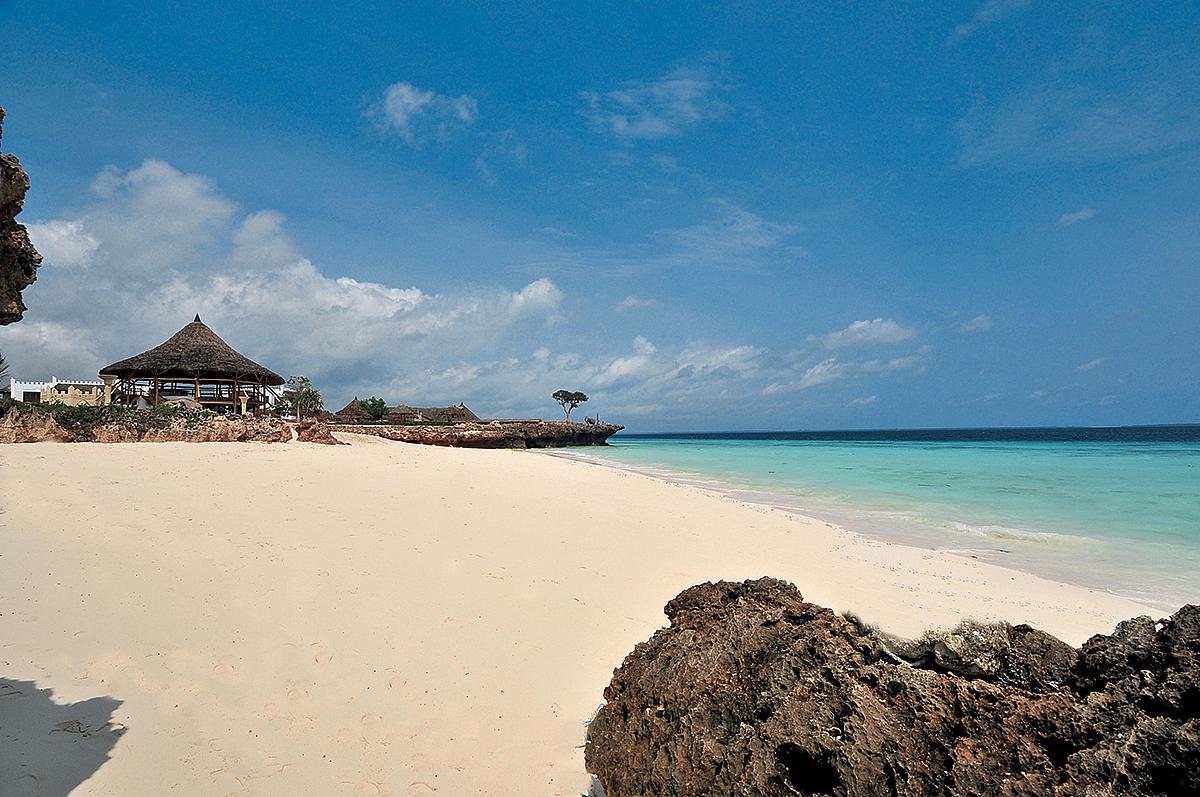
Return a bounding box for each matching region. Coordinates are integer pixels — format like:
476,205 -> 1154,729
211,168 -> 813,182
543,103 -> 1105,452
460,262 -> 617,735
567,427 -> 1200,609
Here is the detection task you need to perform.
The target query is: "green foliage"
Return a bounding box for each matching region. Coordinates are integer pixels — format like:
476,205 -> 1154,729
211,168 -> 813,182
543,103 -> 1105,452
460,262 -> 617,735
361,396 -> 388,421
282,375 -> 324,420
551,389 -> 589,421
153,402 -> 180,418
42,402 -> 108,431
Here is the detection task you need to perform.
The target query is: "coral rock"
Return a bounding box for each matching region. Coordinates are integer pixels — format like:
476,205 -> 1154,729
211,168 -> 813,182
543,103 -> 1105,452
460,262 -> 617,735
0,107 -> 42,324
331,420 -> 623,448
585,577 -> 1200,797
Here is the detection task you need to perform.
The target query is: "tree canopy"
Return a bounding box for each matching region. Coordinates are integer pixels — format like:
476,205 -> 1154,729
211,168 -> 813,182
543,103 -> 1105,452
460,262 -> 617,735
361,396 -> 388,421
552,389 -> 588,422
280,375 -> 324,420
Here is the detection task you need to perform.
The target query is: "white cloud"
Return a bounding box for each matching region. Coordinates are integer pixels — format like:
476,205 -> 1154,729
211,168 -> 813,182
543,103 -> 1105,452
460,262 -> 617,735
821,318 -> 916,348
1058,208 -> 1097,226
961,314 -> 994,333
861,355 -> 922,374
582,65 -> 728,141
370,81 -> 478,145
1075,357 -> 1105,372
957,78 -> 1199,168
475,129 -> 526,186
848,395 -> 878,407
8,161 -> 939,425
764,358 -> 851,395
949,0 -> 1032,44
25,220 -> 98,268
616,295 -> 657,312
4,160 -> 564,411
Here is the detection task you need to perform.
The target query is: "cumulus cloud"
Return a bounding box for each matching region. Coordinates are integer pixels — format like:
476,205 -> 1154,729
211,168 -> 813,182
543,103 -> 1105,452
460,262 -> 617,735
371,336 -> 765,422
961,314 -> 994,333
821,318 -> 916,348
582,65 -> 728,141
23,220 -> 98,267
370,81 -> 478,145
949,0 -> 1032,44
1058,208 -> 1097,226
11,160 -> 937,425
12,160 -> 563,409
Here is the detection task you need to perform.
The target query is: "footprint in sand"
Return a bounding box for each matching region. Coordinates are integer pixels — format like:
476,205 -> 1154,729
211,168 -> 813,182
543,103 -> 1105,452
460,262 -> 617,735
3,774 -> 38,797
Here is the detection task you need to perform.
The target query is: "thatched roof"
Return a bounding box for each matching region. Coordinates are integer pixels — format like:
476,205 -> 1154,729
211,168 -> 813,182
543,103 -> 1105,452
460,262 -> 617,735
389,402 -> 480,423
99,315 -> 284,385
335,398 -> 371,421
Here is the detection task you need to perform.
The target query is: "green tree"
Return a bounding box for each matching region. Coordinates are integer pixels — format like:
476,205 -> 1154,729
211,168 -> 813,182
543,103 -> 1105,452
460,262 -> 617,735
282,375 -> 324,421
551,389 -> 588,423
361,396 -> 388,421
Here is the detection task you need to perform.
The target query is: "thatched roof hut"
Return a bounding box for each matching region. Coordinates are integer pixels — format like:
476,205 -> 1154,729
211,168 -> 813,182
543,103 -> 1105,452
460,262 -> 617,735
387,402 -> 480,424
101,316 -> 283,384
99,315 -> 283,414
335,398 -> 371,423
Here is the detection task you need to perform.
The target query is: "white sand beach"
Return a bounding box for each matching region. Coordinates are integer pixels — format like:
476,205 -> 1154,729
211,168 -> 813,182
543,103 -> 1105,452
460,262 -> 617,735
0,435 -> 1156,796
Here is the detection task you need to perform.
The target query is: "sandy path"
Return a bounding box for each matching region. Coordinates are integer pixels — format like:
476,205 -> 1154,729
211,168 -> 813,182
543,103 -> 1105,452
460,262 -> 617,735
0,436 -> 1155,795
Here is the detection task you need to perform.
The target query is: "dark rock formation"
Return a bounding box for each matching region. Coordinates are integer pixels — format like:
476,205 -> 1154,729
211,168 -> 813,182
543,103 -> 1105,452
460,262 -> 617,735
0,107 -> 42,324
331,420 -> 623,448
585,578 -> 1200,797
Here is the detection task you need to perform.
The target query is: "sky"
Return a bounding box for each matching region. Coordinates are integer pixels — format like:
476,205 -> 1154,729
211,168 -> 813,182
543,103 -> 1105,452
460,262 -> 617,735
1,0 -> 1197,431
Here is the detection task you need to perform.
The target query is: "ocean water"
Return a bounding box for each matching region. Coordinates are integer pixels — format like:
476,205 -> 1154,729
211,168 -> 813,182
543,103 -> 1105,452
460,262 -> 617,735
566,427 -> 1200,610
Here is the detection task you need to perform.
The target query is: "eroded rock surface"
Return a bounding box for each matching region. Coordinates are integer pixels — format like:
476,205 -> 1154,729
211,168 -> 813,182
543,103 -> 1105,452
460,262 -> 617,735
0,107 -> 42,324
585,578 -> 1200,797
331,420 -> 623,448
294,419 -> 342,445
0,405 -> 292,443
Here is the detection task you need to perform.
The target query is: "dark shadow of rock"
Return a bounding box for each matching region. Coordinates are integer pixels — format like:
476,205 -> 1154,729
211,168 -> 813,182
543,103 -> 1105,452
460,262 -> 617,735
0,679 -> 125,797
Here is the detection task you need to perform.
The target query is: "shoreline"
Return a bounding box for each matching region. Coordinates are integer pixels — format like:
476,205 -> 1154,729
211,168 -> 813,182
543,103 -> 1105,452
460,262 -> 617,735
547,446 -> 1189,612
0,436 -> 1163,795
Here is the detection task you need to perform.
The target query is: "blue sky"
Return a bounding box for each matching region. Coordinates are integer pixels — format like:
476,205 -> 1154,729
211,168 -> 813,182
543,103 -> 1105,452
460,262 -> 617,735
1,1 -> 1197,430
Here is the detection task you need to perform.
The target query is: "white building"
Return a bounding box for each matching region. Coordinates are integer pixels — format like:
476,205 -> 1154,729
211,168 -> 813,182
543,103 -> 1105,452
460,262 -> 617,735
2,377 -> 106,406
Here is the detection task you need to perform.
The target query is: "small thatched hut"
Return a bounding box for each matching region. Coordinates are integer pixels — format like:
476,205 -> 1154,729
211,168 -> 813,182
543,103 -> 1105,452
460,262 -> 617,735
99,315 -> 283,414
387,402 -> 480,424
334,398 -> 371,423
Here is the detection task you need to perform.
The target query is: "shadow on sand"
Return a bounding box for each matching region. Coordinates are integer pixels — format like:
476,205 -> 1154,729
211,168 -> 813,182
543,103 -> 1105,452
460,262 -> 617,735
0,679 -> 125,797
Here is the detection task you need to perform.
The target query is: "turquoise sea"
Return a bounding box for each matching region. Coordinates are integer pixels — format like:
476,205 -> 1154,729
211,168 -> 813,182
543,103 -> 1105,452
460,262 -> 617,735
566,427 -> 1200,610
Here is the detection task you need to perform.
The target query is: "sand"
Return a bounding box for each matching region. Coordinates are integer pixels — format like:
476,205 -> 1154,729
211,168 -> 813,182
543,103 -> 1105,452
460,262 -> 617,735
0,435 -> 1157,795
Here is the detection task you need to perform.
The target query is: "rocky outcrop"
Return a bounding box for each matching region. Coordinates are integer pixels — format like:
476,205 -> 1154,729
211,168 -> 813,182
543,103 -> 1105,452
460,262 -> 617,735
585,578 -> 1200,797
0,107 -> 42,324
332,421 -> 623,448
0,406 -> 72,442
294,419 -> 342,445
0,404 -> 292,443
91,414 -> 292,443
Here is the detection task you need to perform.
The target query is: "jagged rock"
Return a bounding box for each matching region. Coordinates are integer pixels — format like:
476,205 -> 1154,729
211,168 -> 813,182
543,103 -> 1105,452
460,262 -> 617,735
294,419 -> 343,445
0,107 -> 42,324
585,578 -> 1200,797
0,405 -> 72,442
331,420 -> 623,448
